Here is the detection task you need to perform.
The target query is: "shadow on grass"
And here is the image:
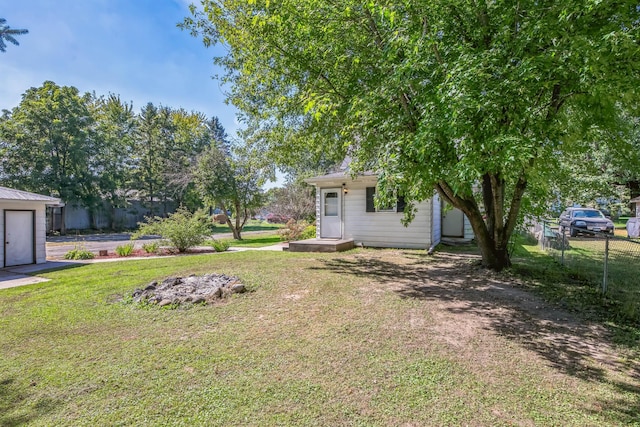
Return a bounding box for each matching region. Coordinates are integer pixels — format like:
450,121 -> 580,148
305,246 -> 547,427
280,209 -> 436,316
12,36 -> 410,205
0,377 -> 59,426
313,250 -> 640,423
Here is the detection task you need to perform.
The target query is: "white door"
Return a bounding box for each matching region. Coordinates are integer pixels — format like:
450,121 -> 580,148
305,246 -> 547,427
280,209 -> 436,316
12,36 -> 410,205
320,189 -> 342,239
5,210 -> 35,267
442,206 -> 464,237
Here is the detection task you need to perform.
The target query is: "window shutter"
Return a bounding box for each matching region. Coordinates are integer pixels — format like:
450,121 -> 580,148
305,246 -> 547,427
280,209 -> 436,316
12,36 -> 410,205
366,187 -> 375,212
397,196 -> 406,213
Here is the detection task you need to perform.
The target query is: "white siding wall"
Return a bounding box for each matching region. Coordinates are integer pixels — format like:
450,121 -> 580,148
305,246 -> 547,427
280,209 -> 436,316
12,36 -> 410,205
463,215 -> 474,240
0,201 -> 48,268
341,183 -> 433,249
431,193 -> 442,245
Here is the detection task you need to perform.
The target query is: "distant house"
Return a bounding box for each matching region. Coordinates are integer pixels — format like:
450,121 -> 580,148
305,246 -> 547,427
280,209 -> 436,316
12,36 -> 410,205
0,187 -> 61,268
303,168 -> 473,251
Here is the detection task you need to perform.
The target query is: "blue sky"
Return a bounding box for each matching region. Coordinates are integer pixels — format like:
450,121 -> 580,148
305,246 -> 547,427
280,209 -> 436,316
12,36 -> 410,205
0,0 -> 238,134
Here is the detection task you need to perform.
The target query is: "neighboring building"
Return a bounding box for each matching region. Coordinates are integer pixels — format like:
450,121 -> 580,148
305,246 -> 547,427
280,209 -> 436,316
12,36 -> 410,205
304,170 -> 473,250
631,196 -> 640,217
0,187 -> 61,268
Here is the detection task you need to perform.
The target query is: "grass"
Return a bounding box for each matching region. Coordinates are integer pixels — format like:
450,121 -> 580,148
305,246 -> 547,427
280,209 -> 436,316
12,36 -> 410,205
219,233 -> 282,248
1,249 -> 639,425
510,234 -> 640,346
210,219 -> 282,234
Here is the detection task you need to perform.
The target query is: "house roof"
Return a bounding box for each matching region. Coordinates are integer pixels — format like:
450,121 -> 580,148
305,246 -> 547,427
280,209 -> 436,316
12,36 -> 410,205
304,170 -> 378,185
0,186 -> 62,204
630,196 -> 640,204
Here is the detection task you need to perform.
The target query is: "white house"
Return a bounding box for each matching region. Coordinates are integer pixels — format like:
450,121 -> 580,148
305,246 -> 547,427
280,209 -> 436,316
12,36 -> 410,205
303,170 -> 473,251
0,187 -> 61,268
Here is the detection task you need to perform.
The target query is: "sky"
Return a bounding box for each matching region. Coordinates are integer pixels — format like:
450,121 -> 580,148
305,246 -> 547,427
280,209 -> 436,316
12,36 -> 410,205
0,0 -> 244,134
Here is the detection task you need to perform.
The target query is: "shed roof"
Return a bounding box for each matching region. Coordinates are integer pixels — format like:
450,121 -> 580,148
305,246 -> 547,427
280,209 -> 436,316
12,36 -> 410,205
0,186 -> 61,204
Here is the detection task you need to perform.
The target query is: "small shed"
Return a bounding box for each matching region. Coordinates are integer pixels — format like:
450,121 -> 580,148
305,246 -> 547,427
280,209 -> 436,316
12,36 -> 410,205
0,187 -> 61,268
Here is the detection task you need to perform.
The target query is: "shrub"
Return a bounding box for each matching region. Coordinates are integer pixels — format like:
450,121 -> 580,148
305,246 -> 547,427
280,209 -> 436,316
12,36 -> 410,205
210,239 -> 230,252
115,242 -> 135,257
133,207 -> 210,253
300,225 -> 317,240
278,219 -> 313,241
142,241 -> 160,254
64,244 -> 95,260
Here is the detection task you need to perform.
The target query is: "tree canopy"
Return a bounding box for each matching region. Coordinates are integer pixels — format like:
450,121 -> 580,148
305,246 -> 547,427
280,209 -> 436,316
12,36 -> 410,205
184,0 -> 640,270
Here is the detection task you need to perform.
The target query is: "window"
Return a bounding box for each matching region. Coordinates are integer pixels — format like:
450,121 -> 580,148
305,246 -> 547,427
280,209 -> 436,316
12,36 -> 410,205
324,191 -> 338,216
366,187 -> 405,213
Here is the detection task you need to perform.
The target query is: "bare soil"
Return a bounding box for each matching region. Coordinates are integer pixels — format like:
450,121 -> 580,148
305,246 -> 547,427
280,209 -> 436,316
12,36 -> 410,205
333,250 -> 640,385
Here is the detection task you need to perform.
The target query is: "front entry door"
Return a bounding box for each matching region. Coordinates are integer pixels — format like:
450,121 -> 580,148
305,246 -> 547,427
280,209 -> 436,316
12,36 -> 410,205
5,210 -> 35,267
320,188 -> 341,238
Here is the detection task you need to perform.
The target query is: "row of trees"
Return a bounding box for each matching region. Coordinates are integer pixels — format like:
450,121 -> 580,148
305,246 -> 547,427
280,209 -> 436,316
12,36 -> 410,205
0,81 -> 265,237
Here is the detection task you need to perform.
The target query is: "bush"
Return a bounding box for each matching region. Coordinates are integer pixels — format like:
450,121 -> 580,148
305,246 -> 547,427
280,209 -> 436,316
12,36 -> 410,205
210,239 -> 230,252
115,242 -> 135,257
133,207 -> 210,253
64,244 -> 95,260
300,225 -> 317,240
142,241 -> 160,254
278,219 -> 313,241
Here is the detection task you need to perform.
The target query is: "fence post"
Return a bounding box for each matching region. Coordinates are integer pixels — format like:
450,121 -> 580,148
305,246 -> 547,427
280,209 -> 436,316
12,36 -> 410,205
602,234 -> 609,294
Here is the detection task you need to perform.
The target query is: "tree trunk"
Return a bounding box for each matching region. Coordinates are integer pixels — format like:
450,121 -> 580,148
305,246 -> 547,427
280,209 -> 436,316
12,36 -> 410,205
436,176 -> 524,272
469,213 -> 512,271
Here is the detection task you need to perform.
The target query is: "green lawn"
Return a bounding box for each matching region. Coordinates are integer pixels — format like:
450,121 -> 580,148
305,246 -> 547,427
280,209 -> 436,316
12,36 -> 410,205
211,220 -> 282,234
220,233 -> 282,248
1,249 -> 639,426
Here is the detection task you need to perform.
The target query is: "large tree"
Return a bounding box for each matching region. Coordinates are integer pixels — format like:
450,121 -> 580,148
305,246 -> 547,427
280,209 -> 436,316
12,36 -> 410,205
0,81 -> 96,233
184,0 -> 640,270
91,94 -> 138,228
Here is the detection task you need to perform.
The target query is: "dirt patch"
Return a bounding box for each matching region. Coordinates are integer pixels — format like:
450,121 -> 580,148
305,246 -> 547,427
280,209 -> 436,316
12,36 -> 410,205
330,250 -> 640,383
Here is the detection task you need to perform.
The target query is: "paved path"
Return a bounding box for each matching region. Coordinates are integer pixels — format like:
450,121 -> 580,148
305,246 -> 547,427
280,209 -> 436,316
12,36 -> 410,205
0,261 -> 81,290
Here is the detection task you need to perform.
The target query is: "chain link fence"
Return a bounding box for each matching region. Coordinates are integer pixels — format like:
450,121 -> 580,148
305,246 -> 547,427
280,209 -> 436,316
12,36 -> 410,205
532,220 -> 640,310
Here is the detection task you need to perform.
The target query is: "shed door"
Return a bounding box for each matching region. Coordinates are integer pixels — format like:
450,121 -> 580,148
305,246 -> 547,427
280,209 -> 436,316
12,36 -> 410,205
320,189 -> 342,239
442,207 -> 464,238
5,210 -> 35,267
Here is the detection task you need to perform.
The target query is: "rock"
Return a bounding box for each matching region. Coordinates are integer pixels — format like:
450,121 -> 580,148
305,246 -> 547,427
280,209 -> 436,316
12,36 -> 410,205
130,273 -> 244,308
231,284 -> 246,294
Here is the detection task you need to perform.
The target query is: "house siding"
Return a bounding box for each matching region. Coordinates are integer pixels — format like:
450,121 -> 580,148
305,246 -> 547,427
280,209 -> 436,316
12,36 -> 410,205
341,183 -> 433,249
463,215 -> 474,240
431,193 -> 442,245
0,200 -> 47,268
